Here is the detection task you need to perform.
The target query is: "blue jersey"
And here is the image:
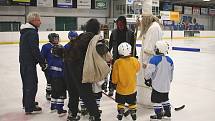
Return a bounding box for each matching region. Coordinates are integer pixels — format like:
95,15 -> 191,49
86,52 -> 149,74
41,43 -> 64,78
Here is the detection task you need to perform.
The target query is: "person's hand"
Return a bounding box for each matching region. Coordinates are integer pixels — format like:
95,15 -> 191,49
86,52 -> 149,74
41,63 -> 48,71
101,81 -> 107,92
144,78 -> 152,87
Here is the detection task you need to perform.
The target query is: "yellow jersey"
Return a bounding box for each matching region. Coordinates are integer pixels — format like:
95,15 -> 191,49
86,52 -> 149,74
112,56 -> 140,95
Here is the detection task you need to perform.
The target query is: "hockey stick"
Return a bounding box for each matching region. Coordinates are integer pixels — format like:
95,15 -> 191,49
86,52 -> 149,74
102,91 -> 185,111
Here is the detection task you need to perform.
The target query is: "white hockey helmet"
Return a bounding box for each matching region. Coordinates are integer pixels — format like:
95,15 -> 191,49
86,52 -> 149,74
155,40 -> 169,55
118,42 -> 132,56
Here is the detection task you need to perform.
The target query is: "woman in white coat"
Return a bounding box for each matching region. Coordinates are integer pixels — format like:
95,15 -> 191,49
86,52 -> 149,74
137,14 -> 163,105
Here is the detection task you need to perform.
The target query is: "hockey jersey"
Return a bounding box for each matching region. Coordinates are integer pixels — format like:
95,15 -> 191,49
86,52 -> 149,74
144,55 -> 174,93
41,43 -> 64,78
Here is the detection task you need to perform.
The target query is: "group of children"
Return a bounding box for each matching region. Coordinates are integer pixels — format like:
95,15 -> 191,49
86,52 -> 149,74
41,31 -> 174,121
41,31 -> 107,119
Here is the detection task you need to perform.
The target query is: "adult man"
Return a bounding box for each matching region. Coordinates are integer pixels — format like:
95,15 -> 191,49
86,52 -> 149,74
19,12 -> 47,114
64,19 -> 110,121
108,16 -> 136,96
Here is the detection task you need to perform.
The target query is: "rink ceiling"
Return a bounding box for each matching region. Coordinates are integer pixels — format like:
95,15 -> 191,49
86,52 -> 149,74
0,38 -> 215,121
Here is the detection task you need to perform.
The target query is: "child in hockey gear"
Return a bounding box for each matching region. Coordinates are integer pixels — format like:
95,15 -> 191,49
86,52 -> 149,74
144,40 -> 173,120
41,33 -> 67,117
112,42 -> 140,121
41,33 -> 61,101
64,31 -> 82,120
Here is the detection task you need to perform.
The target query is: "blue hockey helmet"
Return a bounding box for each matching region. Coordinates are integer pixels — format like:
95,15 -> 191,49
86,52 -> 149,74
68,31 -> 78,40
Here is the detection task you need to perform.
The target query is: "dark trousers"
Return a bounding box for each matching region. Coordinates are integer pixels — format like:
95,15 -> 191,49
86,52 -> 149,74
20,63 -> 38,112
51,77 -> 66,99
80,83 -> 100,119
64,62 -> 80,116
65,61 -> 100,119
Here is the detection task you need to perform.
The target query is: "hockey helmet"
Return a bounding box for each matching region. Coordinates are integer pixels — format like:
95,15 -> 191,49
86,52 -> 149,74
155,40 -> 169,55
68,31 -> 78,40
118,42 -> 131,56
48,33 -> 59,44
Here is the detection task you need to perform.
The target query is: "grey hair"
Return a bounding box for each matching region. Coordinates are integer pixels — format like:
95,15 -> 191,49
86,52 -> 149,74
27,12 -> 40,23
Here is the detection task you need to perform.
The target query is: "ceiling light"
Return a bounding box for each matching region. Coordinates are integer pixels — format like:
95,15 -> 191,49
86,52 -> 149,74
203,0 -> 210,1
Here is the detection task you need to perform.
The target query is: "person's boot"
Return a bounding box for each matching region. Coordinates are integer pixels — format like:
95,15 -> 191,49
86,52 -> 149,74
117,108 -> 124,120
23,102 -> 38,109
25,106 -> 42,115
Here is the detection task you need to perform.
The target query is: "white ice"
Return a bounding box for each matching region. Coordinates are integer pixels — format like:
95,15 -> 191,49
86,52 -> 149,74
0,38 -> 215,121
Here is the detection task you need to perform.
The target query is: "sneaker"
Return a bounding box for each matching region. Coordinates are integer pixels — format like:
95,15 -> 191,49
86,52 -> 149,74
67,115 -> 81,121
25,106 -> 42,115
58,109 -> 67,117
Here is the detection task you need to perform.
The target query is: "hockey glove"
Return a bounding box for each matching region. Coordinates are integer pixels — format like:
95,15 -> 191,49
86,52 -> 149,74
144,78 -> 152,87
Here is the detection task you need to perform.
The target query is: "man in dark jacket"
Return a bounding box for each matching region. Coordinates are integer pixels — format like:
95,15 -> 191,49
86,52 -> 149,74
108,16 -> 136,96
19,12 -> 47,114
64,19 -> 103,121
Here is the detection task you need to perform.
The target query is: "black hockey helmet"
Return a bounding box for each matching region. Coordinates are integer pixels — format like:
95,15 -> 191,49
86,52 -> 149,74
48,33 -> 59,43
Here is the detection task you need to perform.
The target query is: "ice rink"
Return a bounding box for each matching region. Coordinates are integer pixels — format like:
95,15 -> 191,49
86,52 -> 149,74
0,38 -> 215,121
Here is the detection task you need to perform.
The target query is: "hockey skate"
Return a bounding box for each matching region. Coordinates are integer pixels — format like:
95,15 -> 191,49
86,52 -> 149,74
80,106 -> 88,116
162,105 -> 171,120
89,116 -> 101,121
123,109 -> 130,117
108,88 -> 114,97
150,114 -> 162,121
58,109 -> 67,117
67,115 -> 81,121
130,109 -> 137,121
117,109 -> 124,121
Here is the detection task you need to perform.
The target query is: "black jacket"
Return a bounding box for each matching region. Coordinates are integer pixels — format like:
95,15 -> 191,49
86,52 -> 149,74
19,23 -> 45,65
109,29 -> 135,61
